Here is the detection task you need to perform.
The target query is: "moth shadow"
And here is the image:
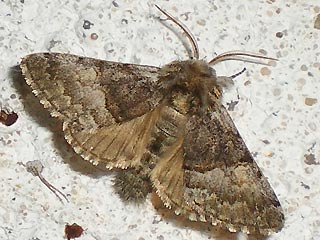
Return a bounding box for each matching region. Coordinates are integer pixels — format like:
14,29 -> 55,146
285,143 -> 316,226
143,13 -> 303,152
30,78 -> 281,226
9,65 -> 109,178
150,193 -> 268,240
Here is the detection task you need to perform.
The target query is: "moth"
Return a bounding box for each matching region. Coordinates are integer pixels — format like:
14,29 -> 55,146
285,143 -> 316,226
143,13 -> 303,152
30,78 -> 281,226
20,5 -> 284,236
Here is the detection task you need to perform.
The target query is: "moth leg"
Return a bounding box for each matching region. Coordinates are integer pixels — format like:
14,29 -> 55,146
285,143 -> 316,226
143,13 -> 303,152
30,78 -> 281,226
113,168 -> 153,203
199,87 -> 209,114
215,67 -> 246,90
215,76 -> 234,90
229,67 -> 246,79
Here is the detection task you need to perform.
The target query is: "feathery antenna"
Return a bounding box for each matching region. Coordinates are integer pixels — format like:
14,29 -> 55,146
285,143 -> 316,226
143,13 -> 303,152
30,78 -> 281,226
209,51 -> 277,65
155,5 -> 199,60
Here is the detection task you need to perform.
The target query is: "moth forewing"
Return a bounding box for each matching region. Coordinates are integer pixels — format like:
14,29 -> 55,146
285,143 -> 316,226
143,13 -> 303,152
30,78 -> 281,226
20,5 -> 284,236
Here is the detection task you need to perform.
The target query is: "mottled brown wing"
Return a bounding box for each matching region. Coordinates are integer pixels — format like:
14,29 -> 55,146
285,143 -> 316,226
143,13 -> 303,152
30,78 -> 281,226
21,53 -> 163,123
150,104 -> 284,235
21,53 -> 164,168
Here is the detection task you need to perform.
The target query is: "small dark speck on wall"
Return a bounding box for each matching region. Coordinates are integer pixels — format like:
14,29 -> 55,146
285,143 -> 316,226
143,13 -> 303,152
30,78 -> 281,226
83,20 -> 94,30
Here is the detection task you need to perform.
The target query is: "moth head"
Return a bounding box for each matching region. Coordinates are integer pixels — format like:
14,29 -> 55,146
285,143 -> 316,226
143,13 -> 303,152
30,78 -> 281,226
159,60 -> 218,93
159,60 -> 223,114
156,5 -> 277,112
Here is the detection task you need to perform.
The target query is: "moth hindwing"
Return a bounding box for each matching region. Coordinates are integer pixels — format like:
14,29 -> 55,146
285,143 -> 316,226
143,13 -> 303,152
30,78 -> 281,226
21,5 -> 284,236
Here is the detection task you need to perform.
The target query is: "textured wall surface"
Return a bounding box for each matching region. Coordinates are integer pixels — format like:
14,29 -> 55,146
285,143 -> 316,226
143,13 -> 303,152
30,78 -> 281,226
0,0 -> 319,239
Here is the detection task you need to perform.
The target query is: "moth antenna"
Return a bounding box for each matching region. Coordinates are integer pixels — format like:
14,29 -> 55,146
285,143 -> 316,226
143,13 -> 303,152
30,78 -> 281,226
155,5 -> 199,60
229,67 -> 246,79
208,51 -> 277,65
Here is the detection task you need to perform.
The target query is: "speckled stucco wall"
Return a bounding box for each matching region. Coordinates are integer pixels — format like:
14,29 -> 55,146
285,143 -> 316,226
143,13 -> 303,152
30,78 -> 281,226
0,0 -> 319,240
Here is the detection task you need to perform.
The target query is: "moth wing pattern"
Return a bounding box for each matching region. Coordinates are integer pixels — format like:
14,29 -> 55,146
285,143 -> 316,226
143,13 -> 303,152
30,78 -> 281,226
150,103 -> 284,235
63,106 -> 162,168
21,53 -> 165,168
